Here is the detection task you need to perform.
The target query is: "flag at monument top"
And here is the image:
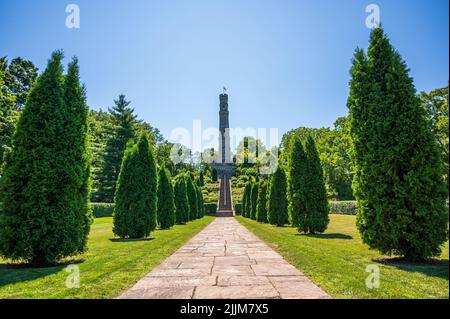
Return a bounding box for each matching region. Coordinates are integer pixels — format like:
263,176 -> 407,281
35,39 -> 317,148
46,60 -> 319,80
223,86 -> 227,94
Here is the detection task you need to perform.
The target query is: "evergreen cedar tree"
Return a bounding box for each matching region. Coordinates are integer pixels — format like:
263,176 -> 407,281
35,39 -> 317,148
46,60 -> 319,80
348,28 -> 448,260
184,173 -> 198,221
256,180 -> 268,223
242,181 -> 250,217
0,51 -> 92,266
303,135 -> 330,233
113,134 -> 157,239
288,136 -> 309,232
0,61 -> 17,173
157,166 -> 176,229
195,183 -> 205,218
174,174 -> 189,224
250,182 -> 259,220
211,168 -> 218,182
244,180 -> 253,218
267,166 -> 289,226
198,170 -> 205,187
97,95 -> 138,203
288,135 -> 329,233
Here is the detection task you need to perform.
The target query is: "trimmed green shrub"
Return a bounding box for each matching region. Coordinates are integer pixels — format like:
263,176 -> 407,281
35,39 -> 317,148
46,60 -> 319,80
185,173 -> 198,221
267,166 -> 289,226
199,184 -> 205,217
303,135 -> 330,233
204,203 -> 218,214
256,181 -> 268,223
211,168 -> 218,182
157,167 -> 176,229
194,183 -> 203,219
329,201 -> 358,215
174,174 -> 189,224
348,28 -> 448,260
250,182 -> 259,220
113,134 -> 157,239
234,203 -> 242,215
92,203 -> 114,218
0,52 -> 93,266
288,136 -> 309,232
242,182 -> 252,218
198,170 -> 205,187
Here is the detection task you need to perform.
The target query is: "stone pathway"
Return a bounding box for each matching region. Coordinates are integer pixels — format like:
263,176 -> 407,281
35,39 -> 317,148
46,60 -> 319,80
118,218 -> 330,299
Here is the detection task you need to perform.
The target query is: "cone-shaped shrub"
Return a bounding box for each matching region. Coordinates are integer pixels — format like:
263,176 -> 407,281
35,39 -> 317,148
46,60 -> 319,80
174,174 -> 189,224
211,168 -> 218,182
113,134 -> 157,238
250,182 -> 259,220
348,28 -> 448,260
304,135 -> 329,233
185,173 -> 198,221
199,170 -> 205,187
63,57 -> 93,250
157,166 -> 176,229
0,51 -> 92,266
195,183 -> 203,219
288,136 -> 309,232
256,180 -> 268,223
242,182 -> 249,217
267,167 -> 289,226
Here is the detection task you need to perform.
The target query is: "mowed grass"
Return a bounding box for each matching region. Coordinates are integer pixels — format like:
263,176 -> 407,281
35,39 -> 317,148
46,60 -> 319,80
0,216 -> 214,299
236,215 -> 449,299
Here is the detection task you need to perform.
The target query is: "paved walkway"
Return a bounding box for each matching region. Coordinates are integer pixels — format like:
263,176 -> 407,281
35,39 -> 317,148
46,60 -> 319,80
118,218 -> 330,299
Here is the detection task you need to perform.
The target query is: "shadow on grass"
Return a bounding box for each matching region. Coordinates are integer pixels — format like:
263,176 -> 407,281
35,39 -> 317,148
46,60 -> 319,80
0,259 -> 84,287
373,257 -> 449,280
109,237 -> 155,243
297,233 -> 353,240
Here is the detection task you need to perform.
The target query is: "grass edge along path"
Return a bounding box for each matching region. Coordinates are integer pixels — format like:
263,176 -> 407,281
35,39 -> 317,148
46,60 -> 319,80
236,215 -> 449,299
0,216 -> 215,299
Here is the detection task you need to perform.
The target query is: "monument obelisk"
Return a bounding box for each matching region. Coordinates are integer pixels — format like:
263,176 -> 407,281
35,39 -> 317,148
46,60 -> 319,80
213,89 -> 235,216
213,90 -> 235,177
219,92 -> 231,164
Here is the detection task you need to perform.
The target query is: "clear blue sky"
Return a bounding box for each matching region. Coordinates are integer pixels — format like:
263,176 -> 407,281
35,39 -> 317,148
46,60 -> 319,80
1,0 -> 448,151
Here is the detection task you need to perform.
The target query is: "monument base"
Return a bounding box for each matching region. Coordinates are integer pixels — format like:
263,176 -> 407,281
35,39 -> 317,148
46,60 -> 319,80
212,163 -> 235,217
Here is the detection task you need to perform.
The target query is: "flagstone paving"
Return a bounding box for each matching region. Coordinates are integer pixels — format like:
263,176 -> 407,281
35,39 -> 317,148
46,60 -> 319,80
118,217 -> 330,299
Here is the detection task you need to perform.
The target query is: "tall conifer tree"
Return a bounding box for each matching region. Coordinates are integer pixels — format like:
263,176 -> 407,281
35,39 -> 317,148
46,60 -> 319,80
157,166 -> 176,229
348,28 -> 448,260
97,95 -> 138,202
185,173 -> 197,221
0,51 -> 92,265
267,167 -> 289,226
113,134 -> 157,238
304,136 -> 329,233
250,182 -> 259,220
288,136 -> 309,232
256,180 -> 268,223
174,174 -> 189,224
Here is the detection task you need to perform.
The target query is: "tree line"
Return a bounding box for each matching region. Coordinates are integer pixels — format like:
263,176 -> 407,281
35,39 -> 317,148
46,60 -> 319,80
241,27 -> 448,261
0,51 -> 205,265
242,135 -> 329,234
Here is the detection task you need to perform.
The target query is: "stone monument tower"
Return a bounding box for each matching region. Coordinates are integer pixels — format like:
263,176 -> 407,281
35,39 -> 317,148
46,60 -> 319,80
219,93 -> 231,164
212,90 -> 235,216
212,91 -> 235,178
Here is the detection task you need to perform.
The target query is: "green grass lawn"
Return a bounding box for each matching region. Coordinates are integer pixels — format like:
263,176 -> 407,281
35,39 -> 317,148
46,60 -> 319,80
0,216 -> 214,299
236,215 -> 449,299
